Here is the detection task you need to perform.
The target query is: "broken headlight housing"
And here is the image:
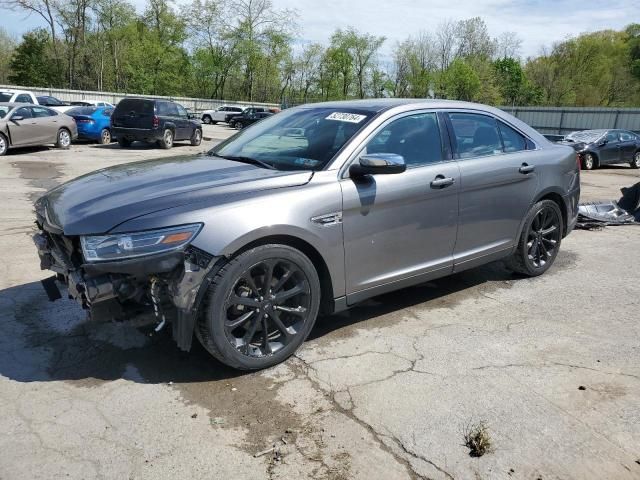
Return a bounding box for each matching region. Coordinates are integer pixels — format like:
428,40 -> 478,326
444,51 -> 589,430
80,224 -> 202,262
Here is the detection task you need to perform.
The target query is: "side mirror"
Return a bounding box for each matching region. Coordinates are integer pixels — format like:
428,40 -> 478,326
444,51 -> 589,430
599,139 -> 608,146
349,153 -> 406,178
11,115 -> 24,122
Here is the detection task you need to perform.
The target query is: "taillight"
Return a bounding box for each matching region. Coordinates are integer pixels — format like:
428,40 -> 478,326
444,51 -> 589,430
576,154 -> 581,171
76,119 -> 93,124
153,115 -> 159,128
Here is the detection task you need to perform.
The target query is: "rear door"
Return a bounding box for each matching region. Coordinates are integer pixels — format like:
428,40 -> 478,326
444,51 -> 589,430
618,131 -> 637,161
113,99 -> 154,130
174,104 -> 191,139
447,111 -> 538,269
599,131 -> 621,164
7,106 -> 36,146
31,106 -> 60,143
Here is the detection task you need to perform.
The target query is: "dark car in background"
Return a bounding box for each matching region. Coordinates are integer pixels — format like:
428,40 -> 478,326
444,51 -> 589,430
66,106 -> 115,144
563,129 -> 640,170
224,107 -> 267,124
111,98 -> 203,149
36,96 -> 70,108
229,110 -> 273,129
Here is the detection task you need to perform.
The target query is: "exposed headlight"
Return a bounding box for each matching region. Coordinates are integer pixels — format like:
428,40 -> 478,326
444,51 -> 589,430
81,224 -> 202,262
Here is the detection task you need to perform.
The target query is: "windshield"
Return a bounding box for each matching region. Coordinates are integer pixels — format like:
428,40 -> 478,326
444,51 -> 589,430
0,93 -> 12,102
0,106 -> 11,119
210,107 -> 375,171
565,130 -> 606,143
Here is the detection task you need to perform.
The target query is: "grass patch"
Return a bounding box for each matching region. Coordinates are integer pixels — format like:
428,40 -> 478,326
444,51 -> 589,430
463,421 -> 493,457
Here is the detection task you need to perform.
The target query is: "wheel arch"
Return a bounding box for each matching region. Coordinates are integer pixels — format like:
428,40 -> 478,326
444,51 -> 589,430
534,189 -> 568,237
228,234 -> 336,315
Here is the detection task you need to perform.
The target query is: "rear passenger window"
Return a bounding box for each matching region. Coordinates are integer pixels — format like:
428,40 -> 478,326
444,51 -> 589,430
620,131 -> 635,142
498,121 -> 527,152
32,107 -> 56,118
364,112 -> 443,167
16,94 -> 33,103
449,113 -> 502,159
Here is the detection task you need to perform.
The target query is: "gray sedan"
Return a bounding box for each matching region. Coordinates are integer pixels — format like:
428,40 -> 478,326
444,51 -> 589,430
0,102 -> 78,156
33,99 -> 580,370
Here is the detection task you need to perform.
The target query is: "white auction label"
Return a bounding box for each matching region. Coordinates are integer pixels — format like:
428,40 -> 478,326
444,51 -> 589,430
325,112 -> 367,123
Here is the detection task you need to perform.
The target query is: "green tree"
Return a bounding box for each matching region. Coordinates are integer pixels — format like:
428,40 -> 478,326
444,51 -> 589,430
0,28 -> 16,83
441,58 -> 480,101
8,29 -> 56,86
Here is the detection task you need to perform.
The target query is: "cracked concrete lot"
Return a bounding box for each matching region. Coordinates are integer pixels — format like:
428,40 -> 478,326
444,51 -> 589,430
1,125 -> 639,479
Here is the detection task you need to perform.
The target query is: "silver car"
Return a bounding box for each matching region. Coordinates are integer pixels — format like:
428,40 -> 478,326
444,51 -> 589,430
33,99 -> 580,370
0,102 -> 78,156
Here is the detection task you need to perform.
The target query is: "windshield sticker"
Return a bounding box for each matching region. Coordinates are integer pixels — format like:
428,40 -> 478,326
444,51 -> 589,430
326,112 -> 367,123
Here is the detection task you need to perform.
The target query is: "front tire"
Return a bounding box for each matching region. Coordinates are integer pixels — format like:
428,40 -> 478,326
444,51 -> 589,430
190,128 -> 202,146
631,151 -> 640,169
196,244 -> 321,370
159,129 -> 174,149
582,153 -> 597,170
202,115 -> 212,124
0,133 -> 8,156
506,200 -> 563,277
56,129 -> 71,149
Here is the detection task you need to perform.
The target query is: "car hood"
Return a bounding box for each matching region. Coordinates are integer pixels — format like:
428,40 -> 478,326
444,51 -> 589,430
36,155 -> 313,235
560,141 -> 588,151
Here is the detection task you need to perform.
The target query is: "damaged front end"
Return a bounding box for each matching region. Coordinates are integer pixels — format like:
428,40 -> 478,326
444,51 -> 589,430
33,211 -> 220,351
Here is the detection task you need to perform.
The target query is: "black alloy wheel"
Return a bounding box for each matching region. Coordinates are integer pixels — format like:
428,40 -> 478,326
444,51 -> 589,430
526,205 -> 561,269
224,259 -> 311,358
197,244 -> 321,370
507,199 -> 563,277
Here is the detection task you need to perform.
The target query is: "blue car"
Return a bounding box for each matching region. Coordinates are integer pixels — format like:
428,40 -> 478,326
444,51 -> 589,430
65,106 -> 115,144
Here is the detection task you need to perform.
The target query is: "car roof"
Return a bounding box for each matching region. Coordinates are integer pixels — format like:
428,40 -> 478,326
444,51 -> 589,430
0,90 -> 31,95
0,102 -> 23,108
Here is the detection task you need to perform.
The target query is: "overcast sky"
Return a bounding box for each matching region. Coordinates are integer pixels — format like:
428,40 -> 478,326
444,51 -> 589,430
1,0 -> 636,58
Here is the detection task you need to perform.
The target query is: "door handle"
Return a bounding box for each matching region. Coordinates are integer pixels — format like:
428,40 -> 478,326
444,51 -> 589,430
430,175 -> 455,188
519,163 -> 535,174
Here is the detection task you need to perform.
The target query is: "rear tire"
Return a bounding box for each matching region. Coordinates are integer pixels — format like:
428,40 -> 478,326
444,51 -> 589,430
99,128 -> 111,145
118,137 -> 132,148
506,199 -> 563,277
582,153 -> 597,170
0,133 -> 8,156
159,129 -> 174,149
236,122 -> 244,130
631,151 -> 640,169
196,244 -> 321,370
190,128 -> 202,146
55,129 -> 71,149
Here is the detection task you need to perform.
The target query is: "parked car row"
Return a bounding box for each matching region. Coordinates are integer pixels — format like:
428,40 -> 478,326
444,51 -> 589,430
201,105 -> 279,129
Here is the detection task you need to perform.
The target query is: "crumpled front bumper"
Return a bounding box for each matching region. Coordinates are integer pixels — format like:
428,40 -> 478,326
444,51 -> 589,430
32,227 -> 221,351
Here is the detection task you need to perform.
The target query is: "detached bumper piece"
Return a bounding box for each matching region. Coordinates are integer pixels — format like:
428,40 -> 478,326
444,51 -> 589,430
32,227 -> 220,352
577,182 -> 640,230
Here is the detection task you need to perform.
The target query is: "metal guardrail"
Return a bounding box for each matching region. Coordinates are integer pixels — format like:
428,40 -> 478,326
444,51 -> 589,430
0,84 -> 279,112
500,106 -> 640,135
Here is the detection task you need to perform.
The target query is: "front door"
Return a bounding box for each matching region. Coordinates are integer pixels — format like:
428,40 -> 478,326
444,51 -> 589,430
341,111 -> 460,303
448,112 -> 538,267
7,106 -> 35,146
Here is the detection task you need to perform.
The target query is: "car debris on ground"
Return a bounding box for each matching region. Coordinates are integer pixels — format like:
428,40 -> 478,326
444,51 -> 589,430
576,182 -> 640,229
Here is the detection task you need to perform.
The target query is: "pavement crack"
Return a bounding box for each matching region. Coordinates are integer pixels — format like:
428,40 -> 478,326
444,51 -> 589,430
290,354 -> 429,480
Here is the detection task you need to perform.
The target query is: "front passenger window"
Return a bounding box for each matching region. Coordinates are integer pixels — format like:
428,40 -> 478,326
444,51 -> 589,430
606,131 -> 619,143
449,113 -> 502,159
363,112 -> 443,167
13,107 -> 33,119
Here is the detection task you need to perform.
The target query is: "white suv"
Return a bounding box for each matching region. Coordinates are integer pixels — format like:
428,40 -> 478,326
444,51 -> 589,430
200,105 -> 244,124
0,90 -> 38,104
